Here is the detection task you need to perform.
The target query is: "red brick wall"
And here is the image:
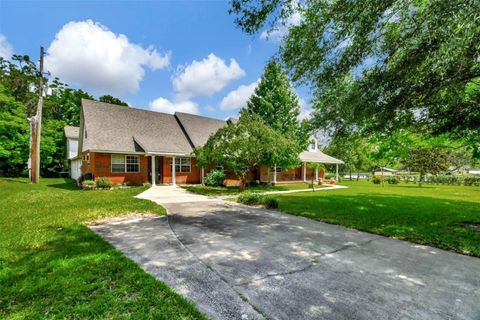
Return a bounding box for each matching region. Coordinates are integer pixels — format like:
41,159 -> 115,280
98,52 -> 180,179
162,157 -> 201,184
81,151 -> 149,185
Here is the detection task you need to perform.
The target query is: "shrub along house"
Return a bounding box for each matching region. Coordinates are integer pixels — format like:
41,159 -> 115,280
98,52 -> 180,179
66,99 -> 343,186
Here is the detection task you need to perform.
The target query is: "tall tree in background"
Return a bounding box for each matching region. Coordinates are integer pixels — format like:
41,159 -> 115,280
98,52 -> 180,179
402,147 -> 451,187
242,61 -> 309,149
99,95 -> 129,106
230,0 -> 480,150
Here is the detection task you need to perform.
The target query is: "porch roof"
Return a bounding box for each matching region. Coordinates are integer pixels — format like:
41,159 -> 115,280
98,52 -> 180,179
299,150 -> 344,164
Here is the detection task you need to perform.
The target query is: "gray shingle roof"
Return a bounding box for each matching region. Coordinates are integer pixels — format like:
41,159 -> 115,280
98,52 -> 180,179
174,112 -> 227,148
64,126 -> 79,139
81,99 -> 193,155
300,150 -> 344,164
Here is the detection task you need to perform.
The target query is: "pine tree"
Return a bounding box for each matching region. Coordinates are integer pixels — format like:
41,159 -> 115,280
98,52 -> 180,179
242,61 -> 305,142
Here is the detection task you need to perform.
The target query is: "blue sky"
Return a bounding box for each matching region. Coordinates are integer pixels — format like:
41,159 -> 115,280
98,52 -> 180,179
0,0 -> 311,119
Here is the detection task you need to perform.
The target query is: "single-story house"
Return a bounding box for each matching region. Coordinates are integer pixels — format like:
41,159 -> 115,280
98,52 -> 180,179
65,99 -> 343,186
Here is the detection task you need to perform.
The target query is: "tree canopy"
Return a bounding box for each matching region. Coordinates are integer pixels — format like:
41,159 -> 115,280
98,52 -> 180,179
0,55 -> 127,177
195,114 -> 301,191
230,0 -> 480,148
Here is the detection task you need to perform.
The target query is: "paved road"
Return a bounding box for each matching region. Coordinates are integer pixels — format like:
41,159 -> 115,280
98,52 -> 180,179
91,186 -> 480,320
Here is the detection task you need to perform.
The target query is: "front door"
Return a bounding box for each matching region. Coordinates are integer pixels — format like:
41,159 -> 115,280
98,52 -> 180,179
155,157 -> 162,184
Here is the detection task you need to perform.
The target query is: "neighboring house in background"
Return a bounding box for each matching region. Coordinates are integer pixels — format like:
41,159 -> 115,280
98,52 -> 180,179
64,126 -> 82,180
65,99 -> 343,186
373,167 -> 397,176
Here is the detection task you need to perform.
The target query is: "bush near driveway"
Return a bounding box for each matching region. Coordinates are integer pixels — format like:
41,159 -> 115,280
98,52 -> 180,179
0,178 -> 205,319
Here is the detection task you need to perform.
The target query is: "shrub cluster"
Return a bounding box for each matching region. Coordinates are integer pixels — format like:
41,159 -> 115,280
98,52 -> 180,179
237,192 -> 279,209
82,180 -> 96,190
81,177 -> 114,190
386,176 -> 400,184
96,177 -> 113,189
204,170 -> 226,187
372,176 -> 382,184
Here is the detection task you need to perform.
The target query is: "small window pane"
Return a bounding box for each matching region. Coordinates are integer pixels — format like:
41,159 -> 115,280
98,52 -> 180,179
112,155 -> 124,164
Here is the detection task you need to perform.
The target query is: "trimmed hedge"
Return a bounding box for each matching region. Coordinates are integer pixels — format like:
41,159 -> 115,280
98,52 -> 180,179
237,192 -> 279,209
398,174 -> 480,186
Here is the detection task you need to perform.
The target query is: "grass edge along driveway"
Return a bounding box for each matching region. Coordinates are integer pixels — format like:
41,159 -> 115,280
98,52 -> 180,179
275,180 -> 480,257
0,178 -> 205,320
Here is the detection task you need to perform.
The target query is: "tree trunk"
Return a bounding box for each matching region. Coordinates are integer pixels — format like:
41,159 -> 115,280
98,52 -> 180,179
349,168 -> 352,180
381,167 -> 385,187
238,177 -> 247,192
419,172 -> 424,187
357,170 -> 360,181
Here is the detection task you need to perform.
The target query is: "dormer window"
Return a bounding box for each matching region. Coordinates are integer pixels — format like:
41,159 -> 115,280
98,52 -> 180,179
309,140 -> 317,151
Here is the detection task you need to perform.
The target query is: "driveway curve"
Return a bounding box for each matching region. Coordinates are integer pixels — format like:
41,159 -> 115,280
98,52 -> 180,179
92,186 -> 480,320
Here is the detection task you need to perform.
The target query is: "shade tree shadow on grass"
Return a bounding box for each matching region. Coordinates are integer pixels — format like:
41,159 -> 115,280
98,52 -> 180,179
0,225 -> 204,319
277,192 -> 480,257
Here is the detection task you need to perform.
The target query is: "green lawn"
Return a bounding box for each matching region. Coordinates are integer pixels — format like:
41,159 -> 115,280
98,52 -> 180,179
0,178 -> 204,320
276,180 -> 480,257
183,183 -> 323,196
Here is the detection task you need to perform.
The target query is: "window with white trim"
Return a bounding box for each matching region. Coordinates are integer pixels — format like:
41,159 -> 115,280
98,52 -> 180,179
111,155 -> 140,173
169,157 -> 191,173
269,166 -> 282,173
82,154 -> 90,163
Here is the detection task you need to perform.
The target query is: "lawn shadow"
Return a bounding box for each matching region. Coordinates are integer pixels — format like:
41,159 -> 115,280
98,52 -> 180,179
278,192 -> 480,257
0,178 -> 30,184
1,224 -> 197,318
47,178 -> 80,191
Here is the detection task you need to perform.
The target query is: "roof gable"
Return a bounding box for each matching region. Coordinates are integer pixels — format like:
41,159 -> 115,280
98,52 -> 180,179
81,99 -> 193,155
64,126 -> 79,139
174,112 -> 227,148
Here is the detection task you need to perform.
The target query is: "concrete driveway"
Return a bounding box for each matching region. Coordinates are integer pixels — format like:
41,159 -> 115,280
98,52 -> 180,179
91,186 -> 480,320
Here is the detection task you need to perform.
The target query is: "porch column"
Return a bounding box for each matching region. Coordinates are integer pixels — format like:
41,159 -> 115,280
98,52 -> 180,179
336,163 -> 339,181
303,162 -> 307,182
315,166 -> 319,181
273,165 -> 277,185
201,167 -> 205,185
151,155 -> 156,186
172,156 -> 176,186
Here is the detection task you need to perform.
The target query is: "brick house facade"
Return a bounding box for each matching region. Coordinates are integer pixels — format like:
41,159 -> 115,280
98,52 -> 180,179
67,99 -> 343,186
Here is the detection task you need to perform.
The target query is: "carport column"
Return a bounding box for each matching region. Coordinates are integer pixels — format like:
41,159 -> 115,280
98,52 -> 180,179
336,163 -> 339,181
201,167 -> 205,185
151,155 -> 156,186
273,165 -> 277,185
172,156 -> 177,186
303,162 -> 307,182
315,167 -> 319,181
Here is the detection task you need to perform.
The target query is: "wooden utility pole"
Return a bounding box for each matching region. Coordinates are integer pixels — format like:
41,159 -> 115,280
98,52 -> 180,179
29,47 -> 44,184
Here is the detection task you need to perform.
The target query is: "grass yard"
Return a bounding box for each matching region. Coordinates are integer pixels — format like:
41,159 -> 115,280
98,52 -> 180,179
183,182 -> 323,196
276,180 -> 480,257
0,178 -> 204,320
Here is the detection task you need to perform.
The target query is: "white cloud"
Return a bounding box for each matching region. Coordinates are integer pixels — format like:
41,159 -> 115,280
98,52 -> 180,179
44,20 -> 170,95
149,97 -> 199,115
172,53 -> 245,99
260,11 -> 302,41
0,35 -> 14,60
299,98 -> 313,120
219,80 -> 258,111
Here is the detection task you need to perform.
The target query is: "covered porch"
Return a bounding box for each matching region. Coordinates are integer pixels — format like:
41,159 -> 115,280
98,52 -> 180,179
268,151 -> 344,185
148,154 -> 203,186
